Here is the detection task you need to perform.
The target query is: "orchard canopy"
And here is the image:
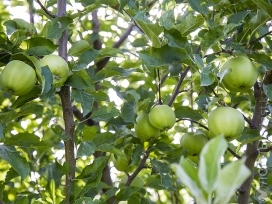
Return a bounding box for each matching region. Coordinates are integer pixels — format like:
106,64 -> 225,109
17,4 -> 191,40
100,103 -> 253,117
0,0 -> 272,204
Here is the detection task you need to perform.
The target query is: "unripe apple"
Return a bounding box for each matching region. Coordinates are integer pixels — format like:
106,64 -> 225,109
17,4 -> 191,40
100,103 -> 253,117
208,106 -> 245,141
40,54 -> 69,87
0,60 -> 36,96
134,113 -> 160,141
180,132 -> 207,155
148,105 -> 176,130
220,56 -> 258,92
120,175 -> 145,188
112,155 -> 129,172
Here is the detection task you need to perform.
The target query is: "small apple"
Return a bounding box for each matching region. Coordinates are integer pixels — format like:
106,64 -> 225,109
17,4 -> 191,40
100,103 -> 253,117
180,132 -> 207,155
134,113 -> 160,141
208,106 -> 245,141
219,56 -> 258,92
120,175 -> 145,188
148,105 -> 176,130
40,54 -> 69,87
0,60 -> 36,96
112,155 -> 130,172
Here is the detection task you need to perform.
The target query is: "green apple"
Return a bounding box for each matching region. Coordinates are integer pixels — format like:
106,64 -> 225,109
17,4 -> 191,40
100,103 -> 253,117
40,54 -> 69,87
219,56 -> 258,92
180,132 -> 207,155
0,60 -> 36,96
208,106 -> 245,140
148,105 -> 176,130
134,113 -> 160,141
120,175 -> 145,188
112,155 -> 129,172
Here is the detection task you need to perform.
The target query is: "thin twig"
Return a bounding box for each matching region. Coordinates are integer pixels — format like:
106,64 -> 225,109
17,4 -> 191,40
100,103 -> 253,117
36,0 -> 57,18
227,147 -> 242,159
168,66 -> 190,107
177,118 -> 209,130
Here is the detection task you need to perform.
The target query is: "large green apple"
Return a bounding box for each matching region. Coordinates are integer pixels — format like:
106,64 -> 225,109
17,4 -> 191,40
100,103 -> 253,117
180,132 -> 207,155
40,54 -> 69,87
0,60 -> 36,96
148,105 -> 176,130
208,106 -> 245,140
134,113 -> 160,141
220,56 -> 258,92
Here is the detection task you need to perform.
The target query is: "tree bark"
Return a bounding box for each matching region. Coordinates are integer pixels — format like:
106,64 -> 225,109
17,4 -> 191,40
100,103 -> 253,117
238,80 -> 269,203
57,1 -> 76,203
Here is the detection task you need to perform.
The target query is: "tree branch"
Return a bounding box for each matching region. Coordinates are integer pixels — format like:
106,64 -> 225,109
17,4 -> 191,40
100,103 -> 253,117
168,66 -> 190,107
36,0 -> 57,18
57,1 -> 75,203
95,24 -> 134,71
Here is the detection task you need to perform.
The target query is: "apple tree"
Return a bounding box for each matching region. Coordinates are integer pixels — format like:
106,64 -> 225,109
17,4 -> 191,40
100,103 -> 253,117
0,0 -> 271,203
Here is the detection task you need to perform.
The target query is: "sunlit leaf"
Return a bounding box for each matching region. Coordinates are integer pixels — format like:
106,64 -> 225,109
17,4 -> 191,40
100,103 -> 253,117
0,145 -> 30,181
198,135 -> 228,195
214,158 -> 251,204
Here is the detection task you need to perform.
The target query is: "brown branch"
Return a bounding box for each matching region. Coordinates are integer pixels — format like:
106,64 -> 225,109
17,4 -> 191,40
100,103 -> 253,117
36,0 -> 57,18
259,145 -> 272,153
57,1 -> 75,204
227,147 -> 242,159
177,118 -> 209,131
95,24 -> 134,71
92,10 -> 103,50
237,82 -> 267,204
167,66 -> 190,107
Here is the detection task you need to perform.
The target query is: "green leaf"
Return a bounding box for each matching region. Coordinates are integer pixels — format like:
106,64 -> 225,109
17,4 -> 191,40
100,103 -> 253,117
200,25 -> 224,53
249,53 -> 272,70
68,40 -> 91,56
92,132 -> 117,146
240,128 -> 263,145
90,105 -> 120,121
175,106 -> 203,121
77,141 -> 96,158
3,18 -> 36,35
187,0 -> 209,15
176,13 -> 205,36
98,47 -> 124,58
65,74 -> 89,90
41,66 -> 53,94
0,145 -> 30,181
138,45 -> 190,67
159,10 -> 175,30
116,186 -> 142,202
93,67 -> 137,82
77,156 -> 108,180
150,160 -> 173,189
74,198 -> 101,204
252,0 -> 272,19
71,89 -> 94,117
23,37 -> 58,56
172,159 -> 205,202
96,144 -> 124,156
5,133 -> 48,149
200,64 -> 215,86
213,158 -> 251,204
263,84 -> 272,101
43,17 -> 73,40
121,101 -> 136,123
133,11 -> 164,48
14,196 -> 29,204
11,85 -> 42,109
198,135 -> 228,195
73,49 -> 100,71
3,103 -> 43,125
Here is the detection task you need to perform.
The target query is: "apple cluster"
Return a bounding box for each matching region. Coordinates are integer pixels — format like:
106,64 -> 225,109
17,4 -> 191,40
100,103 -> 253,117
0,54 -> 69,96
134,104 -> 176,142
206,56 -> 256,141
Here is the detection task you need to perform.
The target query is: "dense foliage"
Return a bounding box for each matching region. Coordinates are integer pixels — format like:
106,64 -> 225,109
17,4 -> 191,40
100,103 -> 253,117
0,0 -> 271,203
